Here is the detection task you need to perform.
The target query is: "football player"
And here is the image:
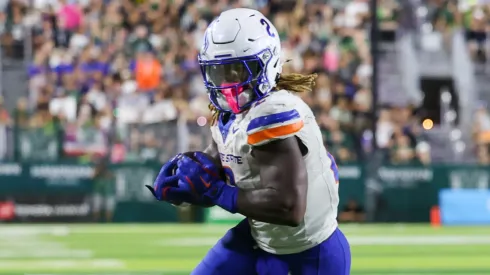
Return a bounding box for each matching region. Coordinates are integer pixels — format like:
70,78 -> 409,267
147,8 -> 351,275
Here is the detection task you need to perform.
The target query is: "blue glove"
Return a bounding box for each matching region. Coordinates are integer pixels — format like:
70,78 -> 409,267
145,154 -> 193,204
176,152 -> 238,213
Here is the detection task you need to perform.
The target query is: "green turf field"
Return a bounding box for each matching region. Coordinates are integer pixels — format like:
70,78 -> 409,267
0,224 -> 489,275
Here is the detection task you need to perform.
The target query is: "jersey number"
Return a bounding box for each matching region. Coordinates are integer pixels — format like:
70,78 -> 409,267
260,19 -> 276,38
327,152 -> 339,184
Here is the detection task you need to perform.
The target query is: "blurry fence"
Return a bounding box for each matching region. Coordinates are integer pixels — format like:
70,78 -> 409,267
6,114 -> 213,164
123,120 -> 180,163
17,125 -> 60,161
120,119 -> 212,163
63,123 -> 109,158
10,115 -> 106,162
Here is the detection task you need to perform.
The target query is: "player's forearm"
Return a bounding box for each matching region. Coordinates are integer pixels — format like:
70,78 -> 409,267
231,138 -> 308,226
203,142 -> 220,162
236,187 -> 304,227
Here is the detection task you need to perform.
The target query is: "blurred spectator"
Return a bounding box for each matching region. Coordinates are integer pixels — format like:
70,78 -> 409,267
91,159 -> 116,222
140,89 -> 177,124
390,131 -> 416,164
133,50 -> 161,95
477,144 -> 490,165
432,0 -> 461,49
462,3 -> 489,63
376,109 -> 394,149
0,97 -> 10,160
14,97 -> 29,127
1,0 -> 27,59
416,141 -> 432,165
377,106 -> 430,165
377,0 -> 398,31
473,103 -> 490,164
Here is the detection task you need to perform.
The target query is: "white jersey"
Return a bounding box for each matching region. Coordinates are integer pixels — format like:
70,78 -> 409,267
210,90 -> 339,255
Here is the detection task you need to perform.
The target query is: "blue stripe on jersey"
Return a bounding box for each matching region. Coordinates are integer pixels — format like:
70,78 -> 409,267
327,152 -> 339,182
218,113 -> 236,143
247,109 -> 300,132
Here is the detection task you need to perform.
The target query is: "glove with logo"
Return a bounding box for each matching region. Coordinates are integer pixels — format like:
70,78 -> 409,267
145,154 -> 194,205
176,152 -> 238,213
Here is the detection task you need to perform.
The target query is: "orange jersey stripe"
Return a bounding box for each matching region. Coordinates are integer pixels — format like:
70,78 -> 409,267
247,121 -> 304,145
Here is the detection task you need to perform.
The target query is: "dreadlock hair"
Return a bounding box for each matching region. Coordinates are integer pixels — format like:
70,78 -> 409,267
275,72 -> 317,94
209,72 -> 318,125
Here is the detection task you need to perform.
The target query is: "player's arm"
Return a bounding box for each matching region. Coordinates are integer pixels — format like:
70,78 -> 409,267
176,102 -> 308,226
203,140 -> 220,162
235,137 -> 307,227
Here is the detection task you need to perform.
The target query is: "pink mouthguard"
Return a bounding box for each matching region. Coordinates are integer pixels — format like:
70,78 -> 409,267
221,82 -> 245,113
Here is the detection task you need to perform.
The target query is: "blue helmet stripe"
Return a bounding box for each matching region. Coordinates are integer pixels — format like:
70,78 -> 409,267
214,54 -> 232,58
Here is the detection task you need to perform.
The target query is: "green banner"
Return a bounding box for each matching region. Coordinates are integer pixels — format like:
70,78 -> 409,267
0,163 -> 93,194
375,164 -> 490,222
0,162 -> 178,223
1,162 -> 489,223
338,164 -> 365,207
376,165 -> 439,222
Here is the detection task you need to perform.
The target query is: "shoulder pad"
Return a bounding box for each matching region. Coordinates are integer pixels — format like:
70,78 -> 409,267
246,90 -> 304,146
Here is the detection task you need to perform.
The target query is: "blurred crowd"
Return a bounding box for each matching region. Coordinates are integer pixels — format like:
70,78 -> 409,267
0,0 -> 375,164
372,0 -> 432,165
375,0 -> 490,166
427,0 -> 490,164
0,0 -> 488,165
430,0 -> 490,63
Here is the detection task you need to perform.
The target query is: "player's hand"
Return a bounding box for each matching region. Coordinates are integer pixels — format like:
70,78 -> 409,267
176,152 -> 238,212
145,154 -> 189,204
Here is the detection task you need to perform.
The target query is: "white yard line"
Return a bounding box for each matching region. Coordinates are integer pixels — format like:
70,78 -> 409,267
0,231 -> 93,259
0,226 -> 70,236
0,249 -> 93,258
0,225 -> 227,235
0,259 -> 125,269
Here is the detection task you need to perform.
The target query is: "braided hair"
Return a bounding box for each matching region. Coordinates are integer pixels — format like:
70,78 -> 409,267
209,72 -> 318,125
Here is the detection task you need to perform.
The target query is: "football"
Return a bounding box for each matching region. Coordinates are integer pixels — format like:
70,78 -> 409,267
181,151 -> 226,180
178,151 -> 225,208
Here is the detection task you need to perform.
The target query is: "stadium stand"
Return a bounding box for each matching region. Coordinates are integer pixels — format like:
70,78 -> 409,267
0,0 -> 373,164
0,0 -> 488,166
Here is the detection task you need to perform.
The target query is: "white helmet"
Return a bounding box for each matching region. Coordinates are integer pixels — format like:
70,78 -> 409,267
198,8 -> 282,114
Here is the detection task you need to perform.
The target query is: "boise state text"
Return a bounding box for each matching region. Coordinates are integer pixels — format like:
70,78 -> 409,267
220,153 -> 243,164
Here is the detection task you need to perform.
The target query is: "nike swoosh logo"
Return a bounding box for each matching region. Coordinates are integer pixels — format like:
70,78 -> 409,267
232,127 -> 239,134
200,176 -> 211,188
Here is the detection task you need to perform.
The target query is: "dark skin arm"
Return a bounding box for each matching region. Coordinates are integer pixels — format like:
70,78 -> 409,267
205,137 -> 308,227
203,141 -> 220,161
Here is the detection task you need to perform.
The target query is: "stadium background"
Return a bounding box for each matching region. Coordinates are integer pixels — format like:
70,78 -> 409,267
0,0 -> 490,274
